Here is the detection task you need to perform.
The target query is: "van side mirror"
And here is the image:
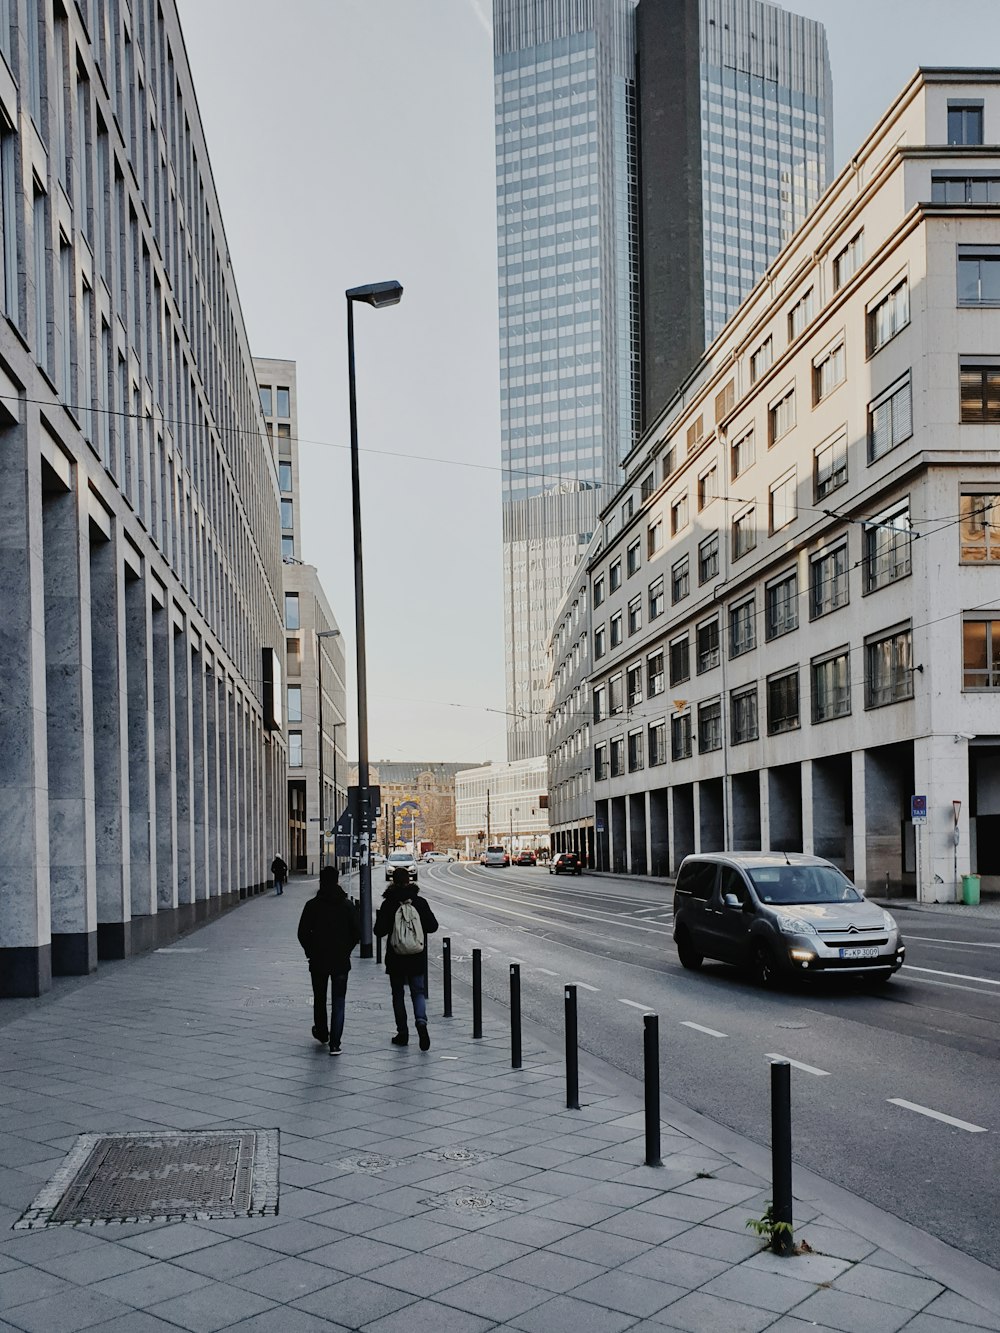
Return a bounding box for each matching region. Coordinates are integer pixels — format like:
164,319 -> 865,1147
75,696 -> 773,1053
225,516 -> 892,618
723,893 -> 741,909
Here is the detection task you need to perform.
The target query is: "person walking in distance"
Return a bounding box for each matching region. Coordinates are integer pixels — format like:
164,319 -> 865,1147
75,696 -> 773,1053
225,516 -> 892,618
270,853 -> 288,896
297,866 -> 361,1055
374,867 -> 438,1050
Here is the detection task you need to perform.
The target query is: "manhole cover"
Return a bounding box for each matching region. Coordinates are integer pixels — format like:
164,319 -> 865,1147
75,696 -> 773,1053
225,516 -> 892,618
423,1147 -> 491,1165
336,1153 -> 396,1175
15,1130 -> 279,1229
421,1188 -> 524,1213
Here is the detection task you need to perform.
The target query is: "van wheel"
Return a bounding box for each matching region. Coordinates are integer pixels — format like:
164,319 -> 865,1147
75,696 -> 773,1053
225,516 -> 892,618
676,932 -> 703,971
752,943 -> 779,988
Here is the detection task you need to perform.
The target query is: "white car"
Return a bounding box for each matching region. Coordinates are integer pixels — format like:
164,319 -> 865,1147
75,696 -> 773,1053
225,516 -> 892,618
385,850 -> 418,882
423,851 -> 454,863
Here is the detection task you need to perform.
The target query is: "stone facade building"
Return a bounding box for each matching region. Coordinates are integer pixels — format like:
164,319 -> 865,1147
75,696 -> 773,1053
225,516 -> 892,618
349,762 -> 474,855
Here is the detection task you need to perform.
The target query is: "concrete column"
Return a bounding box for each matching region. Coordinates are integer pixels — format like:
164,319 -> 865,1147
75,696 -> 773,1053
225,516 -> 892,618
0,413 -> 51,996
228,686 -> 239,896
759,770 -> 771,852
851,749 -> 868,896
173,623 -> 193,914
219,677 -> 231,898
190,645 -> 207,905
125,567 -> 156,942
151,596 -> 177,923
914,735 -> 969,904
90,526 -> 132,959
801,760 -> 815,856
42,471 -> 97,975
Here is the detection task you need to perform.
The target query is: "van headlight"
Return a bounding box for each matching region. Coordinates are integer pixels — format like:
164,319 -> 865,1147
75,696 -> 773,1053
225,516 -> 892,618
776,915 -> 818,936
882,910 -> 898,932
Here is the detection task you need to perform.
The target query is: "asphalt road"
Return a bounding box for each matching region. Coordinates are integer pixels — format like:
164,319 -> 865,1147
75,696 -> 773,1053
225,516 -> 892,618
404,861 -> 1000,1272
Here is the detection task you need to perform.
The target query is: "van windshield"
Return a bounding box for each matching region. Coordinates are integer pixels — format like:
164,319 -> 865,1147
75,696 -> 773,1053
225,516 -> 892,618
747,865 -> 862,905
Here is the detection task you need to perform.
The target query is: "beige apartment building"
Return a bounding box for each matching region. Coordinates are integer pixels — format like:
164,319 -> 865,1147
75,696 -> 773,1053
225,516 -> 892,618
589,69 -> 1000,902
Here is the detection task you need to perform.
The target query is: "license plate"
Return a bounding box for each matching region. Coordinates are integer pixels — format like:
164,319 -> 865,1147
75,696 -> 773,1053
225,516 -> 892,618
839,947 -> 879,959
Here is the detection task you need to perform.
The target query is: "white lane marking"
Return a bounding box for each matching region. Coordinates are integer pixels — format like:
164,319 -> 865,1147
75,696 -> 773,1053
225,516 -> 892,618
765,1053 -> 830,1077
430,871 -> 671,937
618,998 -> 655,1012
903,974 -> 1000,998
903,964 -> 1000,986
535,968 -> 558,976
156,947 -> 207,953
907,936 -> 1000,949
440,1056 -> 459,1061
680,1021 -> 728,1039
888,1098 -> 988,1133
573,982 -> 600,992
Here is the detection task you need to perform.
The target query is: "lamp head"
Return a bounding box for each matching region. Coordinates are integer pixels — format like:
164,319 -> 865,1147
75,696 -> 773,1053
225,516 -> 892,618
346,280 -> 403,309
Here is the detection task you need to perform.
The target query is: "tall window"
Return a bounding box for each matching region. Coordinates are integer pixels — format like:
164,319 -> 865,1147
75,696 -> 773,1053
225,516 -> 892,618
593,575 -> 605,607
59,240 -> 72,395
697,463 -> 718,510
610,735 -> 624,778
698,532 -> 718,584
698,699 -> 722,754
696,617 -> 720,674
963,617 -> 1000,690
277,386 -> 290,417
810,544 -> 849,618
671,712 -> 692,761
287,685 -> 302,723
627,595 -> 641,636
594,624 -> 606,660
32,186 -> 49,373
814,430 -> 848,501
594,742 -> 608,781
869,375 -> 912,461
669,634 -> 690,686
731,686 -> 758,744
647,519 -> 663,558
648,576 -> 664,621
732,506 -> 756,560
627,538 -> 641,577
648,721 -> 666,766
259,385 -> 272,415
865,626 -> 913,707
278,461 -> 292,491
280,498 -> 293,530
76,71 -> 91,234
96,120 -> 108,279
671,556 -> 689,604
731,427 -> 754,479
0,127 -> 15,321
284,592 -> 300,630
960,362 -> 1000,423
608,673 -> 623,715
864,503 -> 912,592
686,414 -> 704,454
609,559 -> 621,592
610,611 -> 622,648
729,598 -> 755,658
767,670 -> 799,734
750,336 -> 773,384
670,492 -> 689,534
769,471 -> 796,533
867,279 -> 909,355
788,288 -> 814,341
715,380 -> 735,422
833,232 -> 864,290
769,386 -> 795,445
626,663 -> 642,708
765,568 -> 798,640
948,101 -> 984,146
627,729 -> 643,772
959,492 -> 1000,562
647,649 -> 664,697
80,281 -> 93,441
812,651 -> 851,722
958,249 -> 1000,305
814,342 -> 846,402
593,684 -> 607,722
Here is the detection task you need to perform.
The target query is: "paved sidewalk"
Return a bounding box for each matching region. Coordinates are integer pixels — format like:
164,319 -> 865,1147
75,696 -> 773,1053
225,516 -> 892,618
0,879 -> 997,1333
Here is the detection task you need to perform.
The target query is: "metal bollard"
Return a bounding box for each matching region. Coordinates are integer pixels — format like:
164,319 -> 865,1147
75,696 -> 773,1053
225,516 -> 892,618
510,964 -> 522,1069
442,937 -> 452,1018
472,948 -> 483,1039
376,932 -> 382,965
770,1059 -> 794,1255
564,984 -> 580,1109
643,1013 -> 661,1166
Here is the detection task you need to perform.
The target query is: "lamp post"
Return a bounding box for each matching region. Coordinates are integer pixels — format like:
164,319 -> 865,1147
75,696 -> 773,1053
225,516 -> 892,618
316,628 -> 342,870
346,279 -> 403,958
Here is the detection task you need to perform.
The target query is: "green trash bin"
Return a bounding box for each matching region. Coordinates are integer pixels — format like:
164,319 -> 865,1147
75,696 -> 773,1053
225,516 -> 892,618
962,874 -> 981,906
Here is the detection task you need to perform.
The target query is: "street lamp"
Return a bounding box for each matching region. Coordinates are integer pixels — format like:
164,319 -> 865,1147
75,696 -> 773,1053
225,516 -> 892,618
347,278 -> 403,958
316,628 -> 342,870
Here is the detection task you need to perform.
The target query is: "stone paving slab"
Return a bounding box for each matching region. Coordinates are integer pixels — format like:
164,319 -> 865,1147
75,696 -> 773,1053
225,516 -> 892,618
0,878 -> 996,1332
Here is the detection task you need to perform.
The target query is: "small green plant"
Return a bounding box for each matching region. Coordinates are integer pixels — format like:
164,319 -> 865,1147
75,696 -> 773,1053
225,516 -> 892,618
745,1202 -> 793,1245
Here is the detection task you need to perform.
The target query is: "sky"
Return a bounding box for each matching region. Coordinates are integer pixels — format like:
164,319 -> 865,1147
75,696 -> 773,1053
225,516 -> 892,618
177,0 -> 1000,765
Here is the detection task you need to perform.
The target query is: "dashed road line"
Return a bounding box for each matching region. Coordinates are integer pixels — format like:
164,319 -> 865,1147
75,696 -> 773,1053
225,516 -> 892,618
573,982 -> 600,992
765,1053 -> 830,1077
680,1021 -> 728,1039
618,998 -> 655,1012
535,968 -> 558,976
903,964 -> 1000,986
888,1099 -> 987,1133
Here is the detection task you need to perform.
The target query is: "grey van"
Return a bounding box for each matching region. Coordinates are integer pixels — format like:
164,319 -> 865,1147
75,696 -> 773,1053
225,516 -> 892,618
672,852 -> 905,985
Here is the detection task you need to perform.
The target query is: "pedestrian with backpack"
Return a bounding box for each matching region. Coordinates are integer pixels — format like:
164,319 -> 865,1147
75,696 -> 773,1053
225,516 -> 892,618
296,866 -> 361,1055
270,854 -> 288,896
374,867 -> 438,1050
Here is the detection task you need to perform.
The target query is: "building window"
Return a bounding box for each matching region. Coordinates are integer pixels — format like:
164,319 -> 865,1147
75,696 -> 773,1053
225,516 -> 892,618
628,595 -> 642,636
698,464 -> 718,510
277,386 -> 291,417
671,556 -> 689,604
960,492 -> 1000,562
593,575 -> 605,607
865,626 -> 914,707
622,495 -> 635,524
593,684 -> 607,722
661,444 -> 677,481
814,341 -> 846,402
610,612 -> 623,648
594,743 -> 608,782
609,559 -> 622,592
767,670 -> 800,734
958,248 -> 1000,305
864,503 -> 912,592
671,712 -> 692,761
628,729 -> 644,772
750,336 -> 773,384
288,732 -> 303,767
33,186 -> 48,373
610,735 -> 625,778
729,597 -> 755,658
769,471 -> 796,534
948,101 -> 984,146
960,361 -> 1000,423
640,470 -> 655,501
810,543 -> 849,618
282,535 -> 294,559
932,173 -> 1000,204
647,519 -> 663,558
627,538 -> 641,577
732,506 -> 756,560
833,232 -> 864,290
698,532 -> 719,584
698,699 -> 722,753
594,624 -> 606,659
669,635 -> 690,686
963,617 -> 1000,689
259,386 -> 272,415
287,685 -> 302,723
788,288 -> 814,341
671,492 -> 689,534
284,592 -> 300,630
627,663 -> 642,709
765,568 -> 799,640
867,278 -> 909,355
731,686 -> 758,744
869,375 -> 912,461
715,380 -> 735,422
609,673 -> 623,715
686,414 -> 705,454
769,386 -> 795,445
649,576 -> 664,621
647,649 -> 664,697
649,721 -> 666,766
696,617 -> 720,674
812,650 -> 851,723
731,428 -> 754,480
814,430 -> 848,501
281,498 -> 294,530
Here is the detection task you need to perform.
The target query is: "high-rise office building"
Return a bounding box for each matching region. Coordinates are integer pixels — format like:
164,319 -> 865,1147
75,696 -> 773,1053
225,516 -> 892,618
495,0 -> 832,764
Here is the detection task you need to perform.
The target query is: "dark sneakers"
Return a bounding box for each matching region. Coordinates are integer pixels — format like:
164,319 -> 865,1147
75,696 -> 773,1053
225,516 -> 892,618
391,1032 -> 409,1046
417,1023 -> 431,1051
312,1026 -> 329,1045
329,1043 -> 341,1056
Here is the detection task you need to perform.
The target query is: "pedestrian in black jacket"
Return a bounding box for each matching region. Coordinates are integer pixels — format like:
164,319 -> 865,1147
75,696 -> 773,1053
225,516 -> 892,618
373,867 -> 439,1049
297,866 -> 361,1055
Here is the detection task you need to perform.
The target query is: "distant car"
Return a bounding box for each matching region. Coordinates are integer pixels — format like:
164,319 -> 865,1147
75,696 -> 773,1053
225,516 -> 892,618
371,853 -> 386,866
423,851 -> 454,863
515,850 -> 536,866
482,845 -> 510,867
385,850 -> 418,882
550,851 -> 582,875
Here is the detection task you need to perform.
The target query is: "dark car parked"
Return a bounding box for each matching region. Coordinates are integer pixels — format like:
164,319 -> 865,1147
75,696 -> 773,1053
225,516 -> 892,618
515,850 -> 536,866
672,852 -> 905,986
549,851 -> 582,876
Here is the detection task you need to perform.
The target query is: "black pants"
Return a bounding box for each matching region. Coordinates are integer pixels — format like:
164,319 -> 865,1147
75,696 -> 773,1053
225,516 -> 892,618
310,966 -> 348,1043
